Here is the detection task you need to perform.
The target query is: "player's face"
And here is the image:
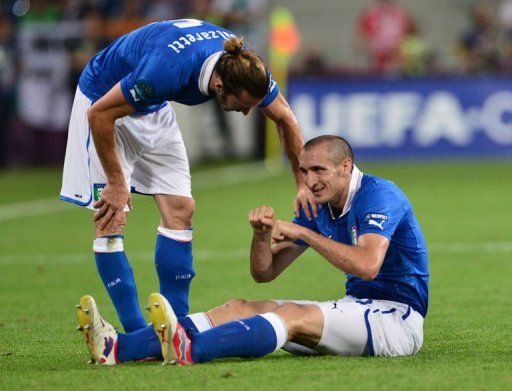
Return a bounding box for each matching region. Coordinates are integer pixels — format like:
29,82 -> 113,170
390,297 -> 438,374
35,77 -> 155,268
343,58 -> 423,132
299,145 -> 351,207
216,89 -> 261,115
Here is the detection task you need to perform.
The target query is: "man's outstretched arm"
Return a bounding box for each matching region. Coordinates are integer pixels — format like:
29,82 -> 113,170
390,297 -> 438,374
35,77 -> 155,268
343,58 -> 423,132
260,93 -> 318,220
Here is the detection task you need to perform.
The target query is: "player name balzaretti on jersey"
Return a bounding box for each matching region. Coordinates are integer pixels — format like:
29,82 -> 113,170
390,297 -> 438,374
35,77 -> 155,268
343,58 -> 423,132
78,19 -> 279,115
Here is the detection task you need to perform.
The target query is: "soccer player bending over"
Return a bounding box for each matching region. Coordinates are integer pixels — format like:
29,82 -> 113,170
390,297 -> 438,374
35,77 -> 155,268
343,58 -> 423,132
60,19 -> 315,334
76,135 -> 429,364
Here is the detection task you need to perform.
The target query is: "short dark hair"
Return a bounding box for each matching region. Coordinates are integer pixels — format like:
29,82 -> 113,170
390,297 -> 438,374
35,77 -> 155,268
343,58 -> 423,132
303,135 -> 355,165
214,36 -> 269,99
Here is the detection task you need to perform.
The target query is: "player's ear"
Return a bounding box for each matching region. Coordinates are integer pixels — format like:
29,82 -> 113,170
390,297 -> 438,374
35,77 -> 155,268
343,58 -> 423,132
214,79 -> 223,93
341,157 -> 353,174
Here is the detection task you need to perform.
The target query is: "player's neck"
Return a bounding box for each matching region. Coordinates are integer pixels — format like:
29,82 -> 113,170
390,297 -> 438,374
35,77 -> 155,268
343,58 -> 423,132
328,203 -> 343,218
328,198 -> 346,218
328,188 -> 349,218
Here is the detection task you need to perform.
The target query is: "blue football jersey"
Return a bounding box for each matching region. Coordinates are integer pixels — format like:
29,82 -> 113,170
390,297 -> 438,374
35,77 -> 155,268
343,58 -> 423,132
78,19 -> 279,114
293,173 -> 429,317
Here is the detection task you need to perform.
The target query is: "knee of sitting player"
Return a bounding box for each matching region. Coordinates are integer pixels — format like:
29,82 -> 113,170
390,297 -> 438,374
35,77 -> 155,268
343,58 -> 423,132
221,298 -> 249,316
275,303 -> 322,343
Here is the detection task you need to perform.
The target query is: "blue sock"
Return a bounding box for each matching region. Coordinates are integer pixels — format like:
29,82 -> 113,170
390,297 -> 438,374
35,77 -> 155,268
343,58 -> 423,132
117,326 -> 162,362
155,231 -> 195,317
178,316 -> 199,334
94,236 -> 147,332
190,314 -> 285,363
117,315 -> 208,363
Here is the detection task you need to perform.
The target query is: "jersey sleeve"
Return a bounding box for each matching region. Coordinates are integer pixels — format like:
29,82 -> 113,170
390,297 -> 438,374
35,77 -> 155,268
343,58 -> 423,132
292,207 -> 318,247
120,53 -> 190,110
354,185 -> 406,241
258,70 -> 279,108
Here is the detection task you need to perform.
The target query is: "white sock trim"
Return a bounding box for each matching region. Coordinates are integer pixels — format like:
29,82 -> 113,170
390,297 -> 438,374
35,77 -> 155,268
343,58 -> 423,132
187,312 -> 213,333
260,312 -> 288,351
157,226 -> 193,242
93,237 -> 124,253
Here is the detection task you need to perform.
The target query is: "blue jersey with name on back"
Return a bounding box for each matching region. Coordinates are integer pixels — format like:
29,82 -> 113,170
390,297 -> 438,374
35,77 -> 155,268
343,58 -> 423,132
78,19 -> 279,114
293,174 -> 429,317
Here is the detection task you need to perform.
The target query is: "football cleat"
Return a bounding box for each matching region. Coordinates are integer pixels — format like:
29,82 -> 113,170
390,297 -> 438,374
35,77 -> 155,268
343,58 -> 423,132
76,295 -> 119,365
147,293 -> 194,366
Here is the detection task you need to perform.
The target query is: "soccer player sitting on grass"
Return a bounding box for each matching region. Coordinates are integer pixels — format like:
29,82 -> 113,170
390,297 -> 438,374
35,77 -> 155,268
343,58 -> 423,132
76,135 -> 429,364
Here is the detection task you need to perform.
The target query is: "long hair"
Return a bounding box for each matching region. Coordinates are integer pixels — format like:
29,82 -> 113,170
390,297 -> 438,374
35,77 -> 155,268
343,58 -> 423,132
214,37 -> 269,99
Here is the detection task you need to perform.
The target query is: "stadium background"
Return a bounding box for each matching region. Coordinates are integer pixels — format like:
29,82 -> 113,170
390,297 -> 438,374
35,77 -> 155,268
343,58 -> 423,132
1,1 -> 511,390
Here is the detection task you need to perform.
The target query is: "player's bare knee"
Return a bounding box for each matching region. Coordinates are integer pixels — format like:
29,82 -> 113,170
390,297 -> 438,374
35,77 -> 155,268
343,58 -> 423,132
158,196 -> 195,229
274,303 -> 314,338
180,197 -> 195,221
274,303 -> 301,332
222,298 -> 248,313
94,214 -> 126,238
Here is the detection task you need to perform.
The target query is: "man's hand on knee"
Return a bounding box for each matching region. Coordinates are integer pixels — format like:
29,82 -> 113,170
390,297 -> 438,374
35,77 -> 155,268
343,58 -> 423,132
93,182 -> 131,230
95,211 -> 127,236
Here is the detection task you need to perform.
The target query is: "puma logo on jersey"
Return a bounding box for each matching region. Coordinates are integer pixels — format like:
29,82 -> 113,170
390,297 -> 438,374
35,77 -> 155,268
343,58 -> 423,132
368,219 -> 385,230
365,213 -> 388,230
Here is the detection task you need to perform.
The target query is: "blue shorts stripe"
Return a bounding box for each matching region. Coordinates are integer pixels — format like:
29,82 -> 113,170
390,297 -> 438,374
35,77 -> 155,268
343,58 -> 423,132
364,308 -> 374,356
59,194 -> 92,207
402,306 -> 411,320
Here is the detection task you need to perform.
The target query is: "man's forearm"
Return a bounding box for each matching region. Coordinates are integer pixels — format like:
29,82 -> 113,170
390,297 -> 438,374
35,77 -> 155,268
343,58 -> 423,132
88,112 -> 125,185
277,118 -> 304,188
299,229 -> 379,280
86,83 -> 135,186
249,233 -> 274,282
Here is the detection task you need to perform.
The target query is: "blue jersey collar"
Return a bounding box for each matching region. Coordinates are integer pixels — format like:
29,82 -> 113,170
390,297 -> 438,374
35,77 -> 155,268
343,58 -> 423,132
199,51 -> 223,96
328,165 -> 363,219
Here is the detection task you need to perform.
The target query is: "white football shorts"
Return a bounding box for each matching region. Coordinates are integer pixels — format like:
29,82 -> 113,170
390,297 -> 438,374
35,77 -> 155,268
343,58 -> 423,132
274,295 -> 424,357
60,87 -> 191,209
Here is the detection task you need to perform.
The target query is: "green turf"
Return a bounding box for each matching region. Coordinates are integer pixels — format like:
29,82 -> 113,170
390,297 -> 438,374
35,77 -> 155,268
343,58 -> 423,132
1,161 -> 511,390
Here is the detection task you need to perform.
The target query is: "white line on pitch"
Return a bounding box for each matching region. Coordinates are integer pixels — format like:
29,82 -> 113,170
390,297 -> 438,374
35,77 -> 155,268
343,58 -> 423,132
0,197 -> 73,222
429,241 -> 512,253
0,162 -> 283,222
1,241 -> 512,266
0,248 -> 249,265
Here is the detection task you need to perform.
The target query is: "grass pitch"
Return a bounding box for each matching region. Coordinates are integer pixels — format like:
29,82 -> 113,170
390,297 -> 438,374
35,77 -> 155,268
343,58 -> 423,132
0,160 -> 511,390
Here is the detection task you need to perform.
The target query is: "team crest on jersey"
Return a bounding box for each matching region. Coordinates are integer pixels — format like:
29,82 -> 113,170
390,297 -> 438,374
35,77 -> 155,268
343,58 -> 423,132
93,183 -> 106,201
364,213 -> 388,230
133,79 -> 154,102
350,225 -> 358,245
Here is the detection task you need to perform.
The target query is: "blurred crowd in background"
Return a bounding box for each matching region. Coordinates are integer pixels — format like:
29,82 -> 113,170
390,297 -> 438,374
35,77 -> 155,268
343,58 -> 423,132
295,0 -> 512,78
1,0 -> 512,168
